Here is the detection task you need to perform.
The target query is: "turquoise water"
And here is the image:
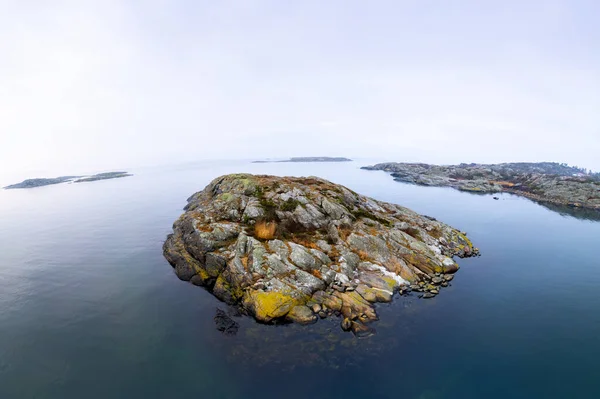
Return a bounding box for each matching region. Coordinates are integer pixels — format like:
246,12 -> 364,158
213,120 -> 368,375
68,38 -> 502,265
1,160 -> 599,398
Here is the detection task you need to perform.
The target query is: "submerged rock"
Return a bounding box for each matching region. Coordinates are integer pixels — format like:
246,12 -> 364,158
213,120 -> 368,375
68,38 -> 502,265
163,174 -> 479,335
214,308 -> 239,335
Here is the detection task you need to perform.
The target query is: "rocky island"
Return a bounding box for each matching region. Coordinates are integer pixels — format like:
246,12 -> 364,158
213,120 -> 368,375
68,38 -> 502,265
73,171 -> 132,183
363,162 -> 600,211
163,173 -> 479,336
4,171 -> 132,189
3,176 -> 82,189
252,157 -> 352,163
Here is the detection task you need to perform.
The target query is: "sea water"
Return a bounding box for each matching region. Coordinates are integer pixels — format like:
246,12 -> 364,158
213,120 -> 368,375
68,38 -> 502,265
1,159 -> 599,398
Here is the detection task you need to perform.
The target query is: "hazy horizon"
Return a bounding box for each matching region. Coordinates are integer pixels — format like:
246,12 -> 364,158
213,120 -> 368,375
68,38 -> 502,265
2,1 -> 599,185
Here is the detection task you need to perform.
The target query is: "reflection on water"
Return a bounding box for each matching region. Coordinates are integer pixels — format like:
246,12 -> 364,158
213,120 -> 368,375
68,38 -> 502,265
215,296 -> 416,369
534,201 -> 600,222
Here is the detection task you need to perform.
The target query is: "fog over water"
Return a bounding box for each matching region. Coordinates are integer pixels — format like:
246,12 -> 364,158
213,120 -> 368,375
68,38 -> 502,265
2,1 -> 600,186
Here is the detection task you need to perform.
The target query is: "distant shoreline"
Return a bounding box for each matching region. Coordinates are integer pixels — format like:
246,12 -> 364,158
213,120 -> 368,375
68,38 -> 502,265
362,162 -> 600,211
252,157 -> 352,163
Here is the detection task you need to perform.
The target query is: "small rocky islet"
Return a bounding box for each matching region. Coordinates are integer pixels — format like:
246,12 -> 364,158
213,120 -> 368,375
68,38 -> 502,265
4,171 -> 132,189
72,171 -> 132,183
363,162 -> 600,211
163,173 -> 479,336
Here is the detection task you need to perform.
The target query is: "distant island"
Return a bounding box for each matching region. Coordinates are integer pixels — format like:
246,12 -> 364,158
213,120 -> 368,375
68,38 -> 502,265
362,162 -> 600,211
73,171 -> 132,183
4,171 -> 132,189
252,157 -> 352,163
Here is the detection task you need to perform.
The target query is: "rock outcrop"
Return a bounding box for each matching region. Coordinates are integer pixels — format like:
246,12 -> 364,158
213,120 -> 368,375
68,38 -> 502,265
362,162 -> 600,211
163,174 -> 479,335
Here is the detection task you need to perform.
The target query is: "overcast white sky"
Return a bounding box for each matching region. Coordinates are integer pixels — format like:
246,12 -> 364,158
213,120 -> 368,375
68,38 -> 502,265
1,0 -> 599,184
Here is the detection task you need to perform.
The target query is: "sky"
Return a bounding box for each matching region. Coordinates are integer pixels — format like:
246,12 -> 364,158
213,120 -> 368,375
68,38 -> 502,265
1,0 -> 599,184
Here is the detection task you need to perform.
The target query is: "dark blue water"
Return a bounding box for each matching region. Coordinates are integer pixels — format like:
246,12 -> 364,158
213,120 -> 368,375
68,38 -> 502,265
1,160 -> 599,398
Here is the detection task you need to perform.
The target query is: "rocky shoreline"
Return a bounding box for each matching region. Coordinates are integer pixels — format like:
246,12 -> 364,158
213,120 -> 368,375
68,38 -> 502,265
163,173 -> 479,336
362,162 -> 600,211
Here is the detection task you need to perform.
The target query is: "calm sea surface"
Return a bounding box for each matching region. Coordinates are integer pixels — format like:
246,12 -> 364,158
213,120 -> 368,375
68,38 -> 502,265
1,160 -> 599,399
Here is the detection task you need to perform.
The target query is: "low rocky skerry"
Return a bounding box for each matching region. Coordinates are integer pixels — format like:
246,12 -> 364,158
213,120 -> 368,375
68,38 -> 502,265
363,162 -> 600,211
163,174 -> 479,336
73,171 -> 132,183
4,171 -> 132,189
3,176 -> 82,189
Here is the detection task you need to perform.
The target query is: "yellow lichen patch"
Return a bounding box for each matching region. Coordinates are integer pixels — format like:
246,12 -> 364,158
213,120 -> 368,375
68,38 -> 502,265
380,275 -> 399,292
448,230 -> 475,256
459,232 -> 473,249
244,290 -> 302,322
193,264 -> 211,283
214,274 -> 245,301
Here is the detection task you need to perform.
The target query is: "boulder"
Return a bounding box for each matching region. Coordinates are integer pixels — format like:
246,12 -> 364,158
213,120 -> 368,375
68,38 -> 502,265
286,305 -> 317,325
341,318 -> 352,331
243,289 -> 302,323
